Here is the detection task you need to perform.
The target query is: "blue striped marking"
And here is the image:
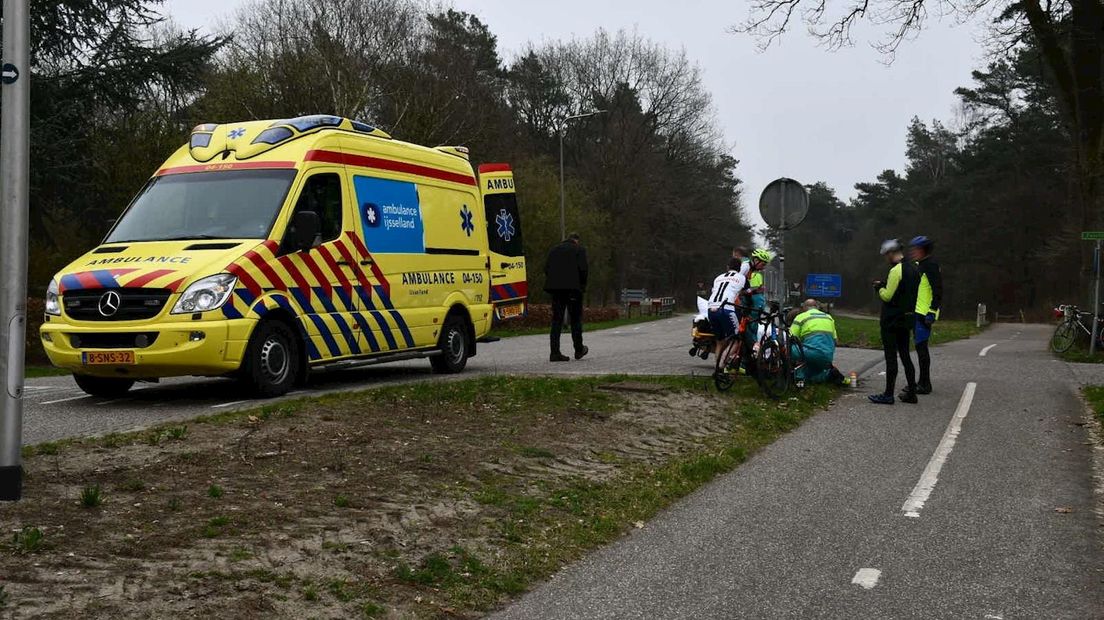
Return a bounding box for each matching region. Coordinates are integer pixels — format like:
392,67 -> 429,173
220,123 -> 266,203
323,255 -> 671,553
221,299 -> 243,319
351,312 -> 381,352
290,289 -> 315,314
312,287 -> 338,313
372,285 -> 415,348
307,314 -> 342,357
330,314 -> 361,355
360,294 -> 399,350
297,318 -> 322,361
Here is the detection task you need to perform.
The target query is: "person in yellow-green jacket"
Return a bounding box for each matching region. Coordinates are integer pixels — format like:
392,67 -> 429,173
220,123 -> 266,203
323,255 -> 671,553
745,248 -> 772,342
870,239 -> 920,405
909,235 -> 942,394
789,299 -> 849,386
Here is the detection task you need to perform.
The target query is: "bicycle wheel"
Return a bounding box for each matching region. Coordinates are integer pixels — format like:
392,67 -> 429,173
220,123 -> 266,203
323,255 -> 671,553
714,340 -> 739,392
756,338 -> 791,398
1051,320 -> 1078,353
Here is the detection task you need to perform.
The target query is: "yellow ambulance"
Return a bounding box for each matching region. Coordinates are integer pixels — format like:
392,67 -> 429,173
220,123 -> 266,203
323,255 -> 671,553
39,115 -> 528,397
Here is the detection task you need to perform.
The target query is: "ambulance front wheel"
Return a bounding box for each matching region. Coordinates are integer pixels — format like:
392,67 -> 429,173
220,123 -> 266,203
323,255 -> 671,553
430,316 -> 470,374
240,319 -> 300,398
73,374 -> 134,398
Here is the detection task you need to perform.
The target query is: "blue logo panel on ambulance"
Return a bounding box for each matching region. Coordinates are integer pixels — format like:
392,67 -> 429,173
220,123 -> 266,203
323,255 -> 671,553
353,175 -> 425,253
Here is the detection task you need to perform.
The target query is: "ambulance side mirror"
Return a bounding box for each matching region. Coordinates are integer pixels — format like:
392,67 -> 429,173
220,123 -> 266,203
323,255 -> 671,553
284,210 -> 320,253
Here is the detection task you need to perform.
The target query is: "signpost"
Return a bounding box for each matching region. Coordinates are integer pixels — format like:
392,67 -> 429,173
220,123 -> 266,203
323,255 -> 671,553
805,273 -> 843,298
759,179 -> 809,300
0,0 -> 30,501
1086,233 -> 1104,355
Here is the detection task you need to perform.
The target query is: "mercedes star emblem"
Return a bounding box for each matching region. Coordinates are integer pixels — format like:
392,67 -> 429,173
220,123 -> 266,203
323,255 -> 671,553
98,290 -> 122,317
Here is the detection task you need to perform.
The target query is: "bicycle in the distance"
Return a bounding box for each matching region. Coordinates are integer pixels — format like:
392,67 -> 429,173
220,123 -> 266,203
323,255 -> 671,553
1050,304 -> 1104,353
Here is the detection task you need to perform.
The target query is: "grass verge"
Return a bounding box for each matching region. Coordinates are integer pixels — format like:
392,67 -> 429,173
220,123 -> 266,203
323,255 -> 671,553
834,315 -> 984,349
1082,386 -> 1104,424
24,365 -> 68,378
8,374 -> 837,618
490,313 -> 671,338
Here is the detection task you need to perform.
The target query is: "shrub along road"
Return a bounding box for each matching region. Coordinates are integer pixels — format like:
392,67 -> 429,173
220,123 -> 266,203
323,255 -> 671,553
20,315 -> 883,445
492,323 -> 1104,619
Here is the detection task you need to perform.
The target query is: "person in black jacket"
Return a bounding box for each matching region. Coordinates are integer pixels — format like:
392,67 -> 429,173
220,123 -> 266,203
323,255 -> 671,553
544,233 -> 589,362
909,236 -> 943,394
870,239 -> 921,405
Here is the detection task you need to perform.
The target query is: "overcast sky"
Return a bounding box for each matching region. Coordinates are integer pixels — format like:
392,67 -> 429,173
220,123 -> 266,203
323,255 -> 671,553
163,0 -> 986,229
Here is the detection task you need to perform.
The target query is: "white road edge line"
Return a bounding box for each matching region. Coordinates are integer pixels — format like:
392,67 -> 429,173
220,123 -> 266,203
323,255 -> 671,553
211,400 -> 248,409
901,382 -> 977,518
979,344 -> 997,357
40,394 -> 92,405
851,568 -> 881,589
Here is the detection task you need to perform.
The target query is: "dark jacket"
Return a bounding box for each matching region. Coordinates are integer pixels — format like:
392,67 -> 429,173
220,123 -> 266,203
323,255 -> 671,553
544,240 -> 588,293
878,259 -> 920,326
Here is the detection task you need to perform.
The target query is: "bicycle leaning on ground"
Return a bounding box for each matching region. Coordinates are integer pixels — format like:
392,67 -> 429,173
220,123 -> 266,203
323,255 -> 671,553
752,303 -> 806,399
1050,304 -> 1104,353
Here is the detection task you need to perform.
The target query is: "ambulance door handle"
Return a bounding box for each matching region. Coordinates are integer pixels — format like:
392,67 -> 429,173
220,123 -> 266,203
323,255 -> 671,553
492,272 -> 508,279
335,260 -> 350,266
359,259 -> 373,266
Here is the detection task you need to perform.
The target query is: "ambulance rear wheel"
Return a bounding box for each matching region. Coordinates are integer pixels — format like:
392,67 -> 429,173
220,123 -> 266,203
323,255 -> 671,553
241,320 -> 299,398
430,316 -> 469,374
73,374 -> 134,398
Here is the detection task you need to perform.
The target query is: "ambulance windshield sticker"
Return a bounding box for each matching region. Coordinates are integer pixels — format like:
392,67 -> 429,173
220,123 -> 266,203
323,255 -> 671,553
354,176 -> 425,253
495,209 -> 516,242
460,205 -> 475,237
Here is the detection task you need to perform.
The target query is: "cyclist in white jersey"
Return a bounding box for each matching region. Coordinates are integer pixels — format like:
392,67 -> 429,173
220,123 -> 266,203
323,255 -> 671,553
707,257 -> 748,357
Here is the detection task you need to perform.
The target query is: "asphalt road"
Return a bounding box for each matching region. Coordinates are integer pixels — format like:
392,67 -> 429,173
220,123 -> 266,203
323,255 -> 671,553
21,315 -> 883,445
492,323 -> 1104,619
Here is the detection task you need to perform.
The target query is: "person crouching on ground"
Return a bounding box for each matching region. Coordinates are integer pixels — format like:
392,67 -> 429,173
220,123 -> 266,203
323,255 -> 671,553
788,299 -> 849,387
707,257 -> 748,361
544,232 -> 589,362
870,239 -> 921,405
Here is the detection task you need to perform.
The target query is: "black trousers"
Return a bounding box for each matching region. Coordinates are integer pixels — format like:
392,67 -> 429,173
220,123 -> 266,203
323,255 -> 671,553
881,318 -> 916,395
550,290 -> 584,354
916,340 -> 931,386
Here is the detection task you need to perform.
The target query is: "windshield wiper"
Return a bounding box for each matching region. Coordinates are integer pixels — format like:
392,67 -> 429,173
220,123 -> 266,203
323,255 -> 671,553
111,235 -> 241,242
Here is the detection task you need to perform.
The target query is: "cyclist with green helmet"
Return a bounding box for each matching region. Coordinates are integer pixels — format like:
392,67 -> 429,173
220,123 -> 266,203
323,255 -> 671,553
745,248 -> 772,342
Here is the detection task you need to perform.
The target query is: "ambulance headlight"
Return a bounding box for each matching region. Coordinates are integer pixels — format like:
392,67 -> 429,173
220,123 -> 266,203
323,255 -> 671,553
45,279 -> 61,316
171,274 -> 238,314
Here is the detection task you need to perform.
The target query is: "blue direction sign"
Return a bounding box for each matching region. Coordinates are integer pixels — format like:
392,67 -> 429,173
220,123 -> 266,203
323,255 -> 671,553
805,273 -> 842,298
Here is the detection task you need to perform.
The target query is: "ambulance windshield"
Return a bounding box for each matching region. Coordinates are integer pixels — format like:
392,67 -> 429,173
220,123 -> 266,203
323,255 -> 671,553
106,169 -> 297,243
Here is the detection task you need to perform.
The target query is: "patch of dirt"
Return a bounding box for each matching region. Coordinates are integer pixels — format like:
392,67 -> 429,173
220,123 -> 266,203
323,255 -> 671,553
0,381 -> 735,619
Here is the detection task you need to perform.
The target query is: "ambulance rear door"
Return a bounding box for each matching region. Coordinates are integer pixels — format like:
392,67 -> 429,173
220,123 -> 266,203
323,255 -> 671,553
478,164 -> 527,321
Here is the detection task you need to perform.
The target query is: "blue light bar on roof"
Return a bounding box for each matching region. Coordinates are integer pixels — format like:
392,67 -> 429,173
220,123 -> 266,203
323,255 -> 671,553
286,115 -> 343,132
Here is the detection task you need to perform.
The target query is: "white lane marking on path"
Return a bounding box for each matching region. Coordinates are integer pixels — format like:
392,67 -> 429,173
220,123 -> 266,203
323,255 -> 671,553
851,568 -> 881,589
211,400 -> 248,409
40,394 -> 92,405
979,344 -> 997,357
901,382 -> 977,518
96,398 -> 132,406
984,614 -> 1004,619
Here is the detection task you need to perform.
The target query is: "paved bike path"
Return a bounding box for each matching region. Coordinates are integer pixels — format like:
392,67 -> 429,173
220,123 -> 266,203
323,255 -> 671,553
492,323 -> 1104,619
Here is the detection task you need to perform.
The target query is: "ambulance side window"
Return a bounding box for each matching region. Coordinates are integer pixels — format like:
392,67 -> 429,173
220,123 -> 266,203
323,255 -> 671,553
291,173 -> 343,244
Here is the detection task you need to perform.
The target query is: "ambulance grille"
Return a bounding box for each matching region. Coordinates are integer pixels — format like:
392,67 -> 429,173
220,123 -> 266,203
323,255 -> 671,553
62,289 -> 173,321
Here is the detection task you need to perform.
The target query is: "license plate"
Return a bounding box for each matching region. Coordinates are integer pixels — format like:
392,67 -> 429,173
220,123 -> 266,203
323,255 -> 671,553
82,351 -> 135,365
498,303 -> 524,319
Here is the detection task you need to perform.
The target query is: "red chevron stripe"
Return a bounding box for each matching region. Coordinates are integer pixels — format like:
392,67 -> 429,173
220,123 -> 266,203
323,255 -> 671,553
332,239 -> 372,290
316,245 -> 353,296
123,269 -> 175,288
345,232 -> 390,297
75,272 -> 101,289
245,249 -> 287,291
298,252 -> 333,296
277,255 -> 313,300
227,262 -> 263,297
165,277 -> 186,292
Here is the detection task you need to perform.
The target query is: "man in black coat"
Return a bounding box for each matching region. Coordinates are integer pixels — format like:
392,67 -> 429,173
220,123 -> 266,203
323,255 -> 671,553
544,233 -> 589,362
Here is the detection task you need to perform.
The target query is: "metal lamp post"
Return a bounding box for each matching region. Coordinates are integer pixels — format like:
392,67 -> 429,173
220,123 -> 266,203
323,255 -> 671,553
1,0 -> 31,501
558,110 -> 605,240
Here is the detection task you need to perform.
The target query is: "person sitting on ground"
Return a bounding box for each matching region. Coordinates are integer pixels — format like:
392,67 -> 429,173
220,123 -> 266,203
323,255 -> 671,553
789,299 -> 849,387
707,257 -> 748,360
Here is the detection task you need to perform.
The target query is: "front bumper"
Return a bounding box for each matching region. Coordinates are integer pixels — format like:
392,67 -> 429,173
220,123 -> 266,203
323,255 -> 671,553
40,316 -> 257,378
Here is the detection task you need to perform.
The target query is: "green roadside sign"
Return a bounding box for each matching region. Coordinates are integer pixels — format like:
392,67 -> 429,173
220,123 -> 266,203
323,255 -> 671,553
1083,232 -> 1104,240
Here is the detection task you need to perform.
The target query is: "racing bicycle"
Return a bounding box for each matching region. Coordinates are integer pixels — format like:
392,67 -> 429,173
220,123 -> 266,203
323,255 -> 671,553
1050,304 -> 1104,353
753,303 -> 806,399
713,304 -> 754,391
